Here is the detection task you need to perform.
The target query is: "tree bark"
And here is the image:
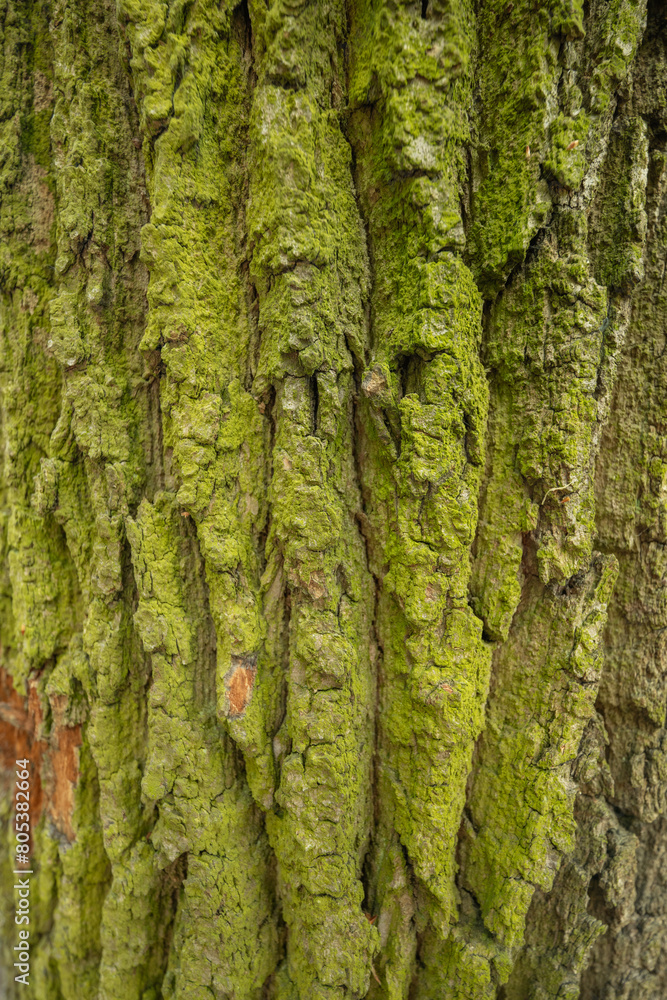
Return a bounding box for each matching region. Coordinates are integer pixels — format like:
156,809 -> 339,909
0,0 -> 666,997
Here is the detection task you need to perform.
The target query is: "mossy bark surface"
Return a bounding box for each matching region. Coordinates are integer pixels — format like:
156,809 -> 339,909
0,0 -> 666,997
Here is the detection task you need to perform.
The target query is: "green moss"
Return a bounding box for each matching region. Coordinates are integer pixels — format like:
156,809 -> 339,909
346,0 -> 494,986
543,111 -> 590,190
47,731 -> 111,1000
466,0 -> 646,296
583,0 -> 646,115
464,0 -> 559,294
478,209 -> 608,587
127,494 -> 279,998
469,384 -> 539,642
411,923 -> 499,1000
242,0 -> 380,992
456,557 -> 617,974
0,0 -> 661,996
589,117 -> 649,289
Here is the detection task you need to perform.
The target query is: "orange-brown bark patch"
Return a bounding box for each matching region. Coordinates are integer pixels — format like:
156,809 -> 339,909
0,669 -> 81,843
1,670 -> 44,845
226,661 -> 257,717
47,716 -> 81,842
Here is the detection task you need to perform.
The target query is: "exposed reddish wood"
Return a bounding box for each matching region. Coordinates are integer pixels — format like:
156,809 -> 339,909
0,669 -> 44,841
0,668 -> 81,843
47,713 -> 81,842
226,661 -> 257,717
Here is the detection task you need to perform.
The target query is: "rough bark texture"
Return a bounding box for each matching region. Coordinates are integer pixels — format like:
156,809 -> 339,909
0,0 -> 666,997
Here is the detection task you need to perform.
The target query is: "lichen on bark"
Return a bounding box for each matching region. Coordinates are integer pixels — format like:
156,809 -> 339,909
1,0 -> 667,998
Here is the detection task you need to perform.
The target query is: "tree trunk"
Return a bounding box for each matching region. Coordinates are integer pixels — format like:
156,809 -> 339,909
0,0 -> 665,996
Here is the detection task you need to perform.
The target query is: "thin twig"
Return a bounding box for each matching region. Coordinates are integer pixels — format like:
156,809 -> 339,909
541,480 -> 577,506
